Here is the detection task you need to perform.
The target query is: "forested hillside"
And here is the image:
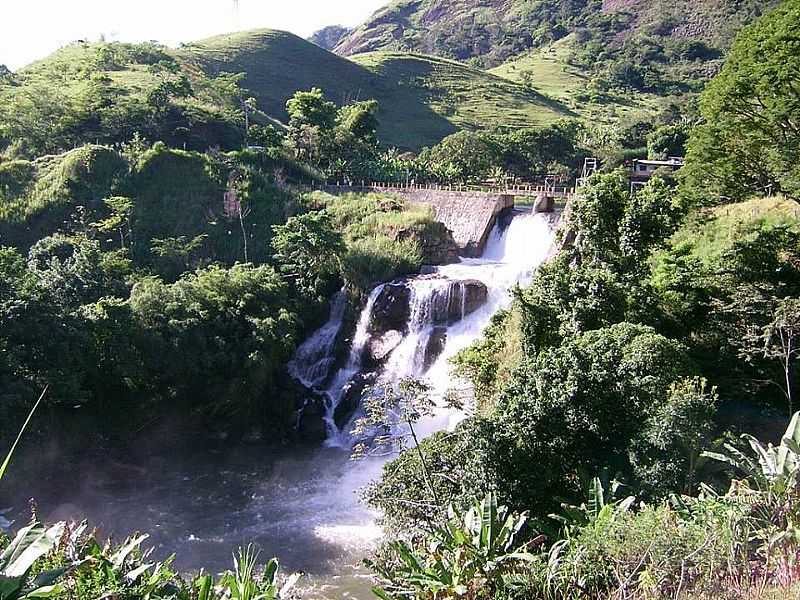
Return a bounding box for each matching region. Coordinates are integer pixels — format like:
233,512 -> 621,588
336,0 -> 777,70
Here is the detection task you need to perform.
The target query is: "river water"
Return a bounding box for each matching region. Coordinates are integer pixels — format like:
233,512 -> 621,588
2,209 -> 556,599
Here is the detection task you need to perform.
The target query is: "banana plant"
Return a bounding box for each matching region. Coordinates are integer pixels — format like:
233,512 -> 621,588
549,476 -> 636,534
194,545 -> 299,600
78,532 -> 180,599
370,493 -> 536,599
702,412 -> 800,561
0,520 -> 72,600
702,411 -> 800,498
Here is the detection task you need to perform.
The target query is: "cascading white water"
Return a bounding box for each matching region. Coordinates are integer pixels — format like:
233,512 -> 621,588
288,290 -> 348,390
279,209 -> 558,597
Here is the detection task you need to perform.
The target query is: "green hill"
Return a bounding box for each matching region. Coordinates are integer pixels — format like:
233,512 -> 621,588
177,29 -> 569,149
335,0 -> 778,68
488,33 -> 666,127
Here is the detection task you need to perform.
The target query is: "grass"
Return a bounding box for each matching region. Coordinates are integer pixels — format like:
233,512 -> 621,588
667,195 -> 800,266
351,51 -> 572,145
302,191 -> 443,295
0,145 -> 127,247
177,29 -> 571,150
489,34 -> 668,128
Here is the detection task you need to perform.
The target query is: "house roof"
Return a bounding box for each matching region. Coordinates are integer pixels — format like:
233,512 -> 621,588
632,157 -> 685,167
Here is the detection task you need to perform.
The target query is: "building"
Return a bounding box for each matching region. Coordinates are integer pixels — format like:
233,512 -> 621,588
629,157 -> 684,192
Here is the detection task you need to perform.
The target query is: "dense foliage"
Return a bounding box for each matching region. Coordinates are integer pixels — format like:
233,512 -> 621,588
1,1 -> 799,598
682,0 -> 800,201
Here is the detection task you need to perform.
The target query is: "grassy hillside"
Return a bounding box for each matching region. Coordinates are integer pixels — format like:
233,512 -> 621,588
178,29 -> 569,149
350,51 -> 571,144
0,41 -> 244,156
489,34 -> 666,126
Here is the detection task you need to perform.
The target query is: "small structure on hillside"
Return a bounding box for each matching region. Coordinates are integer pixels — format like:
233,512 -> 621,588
629,157 -> 684,192
576,157 -> 599,189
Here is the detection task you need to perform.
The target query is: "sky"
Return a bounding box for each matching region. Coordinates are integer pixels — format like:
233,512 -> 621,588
0,0 -> 387,70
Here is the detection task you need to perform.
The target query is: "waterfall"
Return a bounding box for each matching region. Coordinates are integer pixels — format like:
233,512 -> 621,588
287,210 -> 557,447
288,290 -> 348,390
268,210 -> 559,594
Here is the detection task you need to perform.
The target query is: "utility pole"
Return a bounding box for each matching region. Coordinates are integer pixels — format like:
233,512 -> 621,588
232,0 -> 240,31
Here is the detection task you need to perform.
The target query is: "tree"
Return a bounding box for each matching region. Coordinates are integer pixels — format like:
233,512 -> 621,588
27,234 -> 131,308
421,131 -> 500,183
286,88 -> 337,131
247,124 -> 283,149
619,177 -> 679,273
271,211 -> 344,305
285,88 -> 338,166
647,122 -> 691,160
336,99 -> 379,144
369,322 -> 698,530
568,170 -> 628,265
150,234 -> 208,281
682,0 -> 800,200
633,377 -> 718,493
764,299 -> 800,415
91,196 -> 134,249
129,264 -> 299,429
730,296 -> 800,415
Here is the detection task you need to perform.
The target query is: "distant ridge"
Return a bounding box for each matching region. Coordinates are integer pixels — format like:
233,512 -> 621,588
178,29 -> 568,149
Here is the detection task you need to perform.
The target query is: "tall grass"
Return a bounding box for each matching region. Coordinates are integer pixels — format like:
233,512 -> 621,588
0,386 -> 47,481
0,387 -> 47,483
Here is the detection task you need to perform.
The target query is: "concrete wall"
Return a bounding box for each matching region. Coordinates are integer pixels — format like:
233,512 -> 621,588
317,185 -> 514,257
396,189 -> 514,257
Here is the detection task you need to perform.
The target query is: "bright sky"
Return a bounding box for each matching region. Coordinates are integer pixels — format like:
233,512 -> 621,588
0,0 -> 387,70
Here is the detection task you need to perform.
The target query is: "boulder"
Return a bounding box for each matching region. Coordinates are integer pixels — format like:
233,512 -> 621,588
422,326 -> 448,371
295,394 -> 328,443
390,222 -> 460,265
369,282 -> 411,335
334,372 -> 377,428
366,329 -> 403,367
436,279 -> 488,323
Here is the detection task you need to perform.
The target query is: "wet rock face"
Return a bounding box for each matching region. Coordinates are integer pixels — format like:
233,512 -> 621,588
366,330 -> 403,367
295,394 -> 328,443
368,277 -> 488,340
445,280 -> 488,322
335,372 -> 377,428
369,282 -> 411,336
423,326 -> 448,371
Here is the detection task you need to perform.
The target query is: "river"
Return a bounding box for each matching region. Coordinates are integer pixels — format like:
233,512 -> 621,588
2,208 -> 557,599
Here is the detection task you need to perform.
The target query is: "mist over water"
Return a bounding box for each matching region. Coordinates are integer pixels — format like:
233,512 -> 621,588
3,209 -> 557,599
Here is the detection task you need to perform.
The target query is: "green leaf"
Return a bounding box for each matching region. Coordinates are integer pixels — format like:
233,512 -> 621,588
0,388 -> 47,482
1,522 -> 64,578
371,587 -> 394,600
21,584 -> 64,598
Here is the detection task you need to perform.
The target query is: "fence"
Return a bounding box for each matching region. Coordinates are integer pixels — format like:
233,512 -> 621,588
301,181 -> 576,198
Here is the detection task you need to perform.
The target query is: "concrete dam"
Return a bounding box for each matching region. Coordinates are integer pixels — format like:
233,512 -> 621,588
317,183 -> 565,256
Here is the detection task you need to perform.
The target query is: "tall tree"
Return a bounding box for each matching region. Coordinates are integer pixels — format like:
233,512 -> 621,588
682,0 -> 800,201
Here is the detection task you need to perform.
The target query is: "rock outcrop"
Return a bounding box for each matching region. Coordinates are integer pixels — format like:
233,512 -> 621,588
368,276 -> 488,339
388,221 -> 460,265
369,282 -> 412,335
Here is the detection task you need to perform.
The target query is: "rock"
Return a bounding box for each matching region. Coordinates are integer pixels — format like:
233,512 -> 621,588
334,372 -> 377,428
366,330 -> 403,367
369,282 -> 411,335
295,394 -> 327,443
438,279 -> 488,323
423,326 -> 448,371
